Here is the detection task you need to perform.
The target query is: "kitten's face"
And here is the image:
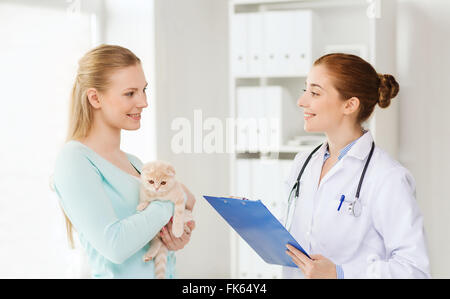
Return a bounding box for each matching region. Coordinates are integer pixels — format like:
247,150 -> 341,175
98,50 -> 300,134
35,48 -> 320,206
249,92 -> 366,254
141,161 -> 176,193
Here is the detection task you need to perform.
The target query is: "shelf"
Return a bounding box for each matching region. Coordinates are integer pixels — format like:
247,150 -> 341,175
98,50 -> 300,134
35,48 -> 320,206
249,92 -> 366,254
229,0 -> 398,278
235,144 -> 321,155
278,144 -> 319,153
232,0 -> 301,4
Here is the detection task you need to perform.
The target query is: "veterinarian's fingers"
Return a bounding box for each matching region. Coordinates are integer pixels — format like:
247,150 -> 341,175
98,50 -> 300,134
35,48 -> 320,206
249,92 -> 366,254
286,244 -> 311,267
286,249 -> 306,271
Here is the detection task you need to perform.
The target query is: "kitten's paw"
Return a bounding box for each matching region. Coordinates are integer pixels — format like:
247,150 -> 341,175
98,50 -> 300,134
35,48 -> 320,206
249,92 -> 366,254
143,253 -> 155,263
137,202 -> 149,211
172,224 -> 184,238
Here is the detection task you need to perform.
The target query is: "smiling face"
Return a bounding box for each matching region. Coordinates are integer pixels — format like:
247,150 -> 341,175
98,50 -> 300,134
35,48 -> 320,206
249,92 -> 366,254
86,63 -> 148,131
297,64 -> 359,133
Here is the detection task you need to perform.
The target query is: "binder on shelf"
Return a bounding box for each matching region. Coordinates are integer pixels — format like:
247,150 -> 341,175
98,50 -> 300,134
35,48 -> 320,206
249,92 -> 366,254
204,195 -> 309,268
236,86 -> 303,152
293,10 -> 313,76
264,10 -> 292,76
231,13 -> 248,76
236,87 -> 262,152
247,12 -> 264,76
231,10 -> 313,77
235,159 -> 252,200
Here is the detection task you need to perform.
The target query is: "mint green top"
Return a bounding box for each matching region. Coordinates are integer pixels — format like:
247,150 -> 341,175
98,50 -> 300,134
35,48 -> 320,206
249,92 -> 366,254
53,140 -> 176,279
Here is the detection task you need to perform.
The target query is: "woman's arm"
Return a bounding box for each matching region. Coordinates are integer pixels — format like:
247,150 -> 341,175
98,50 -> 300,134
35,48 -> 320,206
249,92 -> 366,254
54,148 -> 174,264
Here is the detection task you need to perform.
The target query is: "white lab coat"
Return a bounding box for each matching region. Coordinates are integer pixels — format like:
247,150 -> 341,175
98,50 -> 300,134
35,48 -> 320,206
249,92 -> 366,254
282,131 -> 431,278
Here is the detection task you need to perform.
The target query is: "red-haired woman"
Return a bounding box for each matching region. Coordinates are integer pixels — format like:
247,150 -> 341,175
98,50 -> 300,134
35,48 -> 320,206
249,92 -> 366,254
283,53 -> 430,279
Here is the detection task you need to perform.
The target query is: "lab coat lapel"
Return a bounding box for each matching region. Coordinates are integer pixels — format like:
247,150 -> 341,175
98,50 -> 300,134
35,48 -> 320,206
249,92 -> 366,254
309,143 -> 328,192
317,158 -> 345,188
316,131 -> 375,187
315,143 -> 346,188
346,130 -> 375,161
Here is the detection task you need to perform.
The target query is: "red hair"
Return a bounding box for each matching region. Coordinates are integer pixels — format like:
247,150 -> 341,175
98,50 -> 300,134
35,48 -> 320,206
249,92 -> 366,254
314,53 -> 399,123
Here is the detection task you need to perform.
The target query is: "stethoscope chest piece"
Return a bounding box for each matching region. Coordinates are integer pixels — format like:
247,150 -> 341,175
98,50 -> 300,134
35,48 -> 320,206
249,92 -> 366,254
348,198 -> 362,217
286,140 -> 374,227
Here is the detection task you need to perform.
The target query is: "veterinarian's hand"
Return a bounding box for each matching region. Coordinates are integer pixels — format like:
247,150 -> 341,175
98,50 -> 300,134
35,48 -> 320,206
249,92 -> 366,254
160,218 -> 196,251
285,244 -> 337,279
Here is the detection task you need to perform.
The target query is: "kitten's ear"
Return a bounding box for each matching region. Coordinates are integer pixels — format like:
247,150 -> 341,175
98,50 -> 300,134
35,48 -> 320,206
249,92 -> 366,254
165,164 -> 176,177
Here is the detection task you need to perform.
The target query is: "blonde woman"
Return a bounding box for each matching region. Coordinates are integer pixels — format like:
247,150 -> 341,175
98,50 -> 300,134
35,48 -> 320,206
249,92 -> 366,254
53,44 -> 195,279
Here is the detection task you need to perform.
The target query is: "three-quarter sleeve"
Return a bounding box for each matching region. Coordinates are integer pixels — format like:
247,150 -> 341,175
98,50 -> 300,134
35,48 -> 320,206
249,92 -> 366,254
53,148 -> 174,264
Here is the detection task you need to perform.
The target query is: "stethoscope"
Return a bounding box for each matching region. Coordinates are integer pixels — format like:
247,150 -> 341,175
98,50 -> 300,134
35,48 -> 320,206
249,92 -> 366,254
284,141 -> 375,231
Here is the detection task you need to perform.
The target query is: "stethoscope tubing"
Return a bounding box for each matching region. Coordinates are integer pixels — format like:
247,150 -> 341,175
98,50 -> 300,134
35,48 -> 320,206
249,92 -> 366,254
286,141 -> 375,226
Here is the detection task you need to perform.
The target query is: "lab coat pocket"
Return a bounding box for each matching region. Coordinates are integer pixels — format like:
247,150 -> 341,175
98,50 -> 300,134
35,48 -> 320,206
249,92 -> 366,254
317,196 -> 370,259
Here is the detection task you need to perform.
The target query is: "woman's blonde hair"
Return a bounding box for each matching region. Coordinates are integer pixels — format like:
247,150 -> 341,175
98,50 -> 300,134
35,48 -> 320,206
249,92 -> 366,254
63,44 -> 141,248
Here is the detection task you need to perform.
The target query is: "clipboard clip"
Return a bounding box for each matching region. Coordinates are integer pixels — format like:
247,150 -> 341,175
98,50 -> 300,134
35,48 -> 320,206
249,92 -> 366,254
228,196 -> 249,201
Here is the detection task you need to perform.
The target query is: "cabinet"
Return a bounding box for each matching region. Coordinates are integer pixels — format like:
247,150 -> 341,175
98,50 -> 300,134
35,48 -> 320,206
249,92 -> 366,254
228,0 -> 398,279
231,9 -> 312,77
236,86 -> 302,152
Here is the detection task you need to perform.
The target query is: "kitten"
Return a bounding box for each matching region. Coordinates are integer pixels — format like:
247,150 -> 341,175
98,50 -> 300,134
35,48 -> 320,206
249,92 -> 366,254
136,160 -> 193,279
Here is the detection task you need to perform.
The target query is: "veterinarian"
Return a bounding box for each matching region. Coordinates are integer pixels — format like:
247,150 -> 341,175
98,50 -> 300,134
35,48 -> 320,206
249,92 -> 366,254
53,44 -> 195,278
283,53 -> 430,279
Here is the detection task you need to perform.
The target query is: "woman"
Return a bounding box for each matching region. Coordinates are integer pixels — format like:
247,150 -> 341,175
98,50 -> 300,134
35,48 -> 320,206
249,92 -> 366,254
53,44 -> 195,278
283,53 -> 430,279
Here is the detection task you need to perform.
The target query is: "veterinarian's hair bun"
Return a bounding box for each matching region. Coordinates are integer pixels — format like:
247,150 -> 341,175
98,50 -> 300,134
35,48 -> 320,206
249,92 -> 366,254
378,74 -> 399,108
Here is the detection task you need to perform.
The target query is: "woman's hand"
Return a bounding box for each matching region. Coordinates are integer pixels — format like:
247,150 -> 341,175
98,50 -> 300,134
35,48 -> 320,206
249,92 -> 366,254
160,218 -> 195,251
286,244 -> 337,279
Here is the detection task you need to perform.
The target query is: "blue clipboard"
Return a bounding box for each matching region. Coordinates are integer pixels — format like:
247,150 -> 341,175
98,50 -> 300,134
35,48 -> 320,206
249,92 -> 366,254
203,195 -> 309,268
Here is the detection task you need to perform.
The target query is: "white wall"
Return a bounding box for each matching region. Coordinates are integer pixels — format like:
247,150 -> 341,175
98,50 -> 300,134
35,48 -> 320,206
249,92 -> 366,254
0,0 -> 159,278
397,0 -> 450,278
0,0 -> 94,278
102,0 -> 157,163
154,0 -> 231,278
